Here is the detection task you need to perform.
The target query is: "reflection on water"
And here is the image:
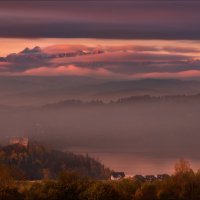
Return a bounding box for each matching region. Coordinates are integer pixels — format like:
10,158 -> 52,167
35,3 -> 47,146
69,147 -> 200,175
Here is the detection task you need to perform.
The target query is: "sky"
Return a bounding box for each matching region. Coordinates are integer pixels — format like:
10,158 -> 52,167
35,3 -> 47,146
0,1 -> 200,79
1,1 -> 200,39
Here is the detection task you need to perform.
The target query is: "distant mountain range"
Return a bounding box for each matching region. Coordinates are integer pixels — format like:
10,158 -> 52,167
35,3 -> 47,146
0,46 -> 104,63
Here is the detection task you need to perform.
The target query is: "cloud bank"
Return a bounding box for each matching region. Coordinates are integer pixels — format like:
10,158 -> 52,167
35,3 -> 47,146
1,41 -> 200,79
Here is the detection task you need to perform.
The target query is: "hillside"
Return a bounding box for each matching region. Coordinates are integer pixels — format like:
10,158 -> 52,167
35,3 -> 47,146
0,142 -> 111,180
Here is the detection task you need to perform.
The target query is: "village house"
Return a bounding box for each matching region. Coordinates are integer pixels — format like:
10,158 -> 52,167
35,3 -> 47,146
156,174 -> 170,180
145,175 -> 156,182
133,175 -> 146,182
110,172 -> 125,180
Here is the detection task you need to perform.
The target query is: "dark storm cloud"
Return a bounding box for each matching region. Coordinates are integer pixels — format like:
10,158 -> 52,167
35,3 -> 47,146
0,1 -> 200,39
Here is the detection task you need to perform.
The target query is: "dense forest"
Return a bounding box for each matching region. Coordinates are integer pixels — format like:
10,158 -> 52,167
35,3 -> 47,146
0,142 -> 110,180
0,159 -> 200,200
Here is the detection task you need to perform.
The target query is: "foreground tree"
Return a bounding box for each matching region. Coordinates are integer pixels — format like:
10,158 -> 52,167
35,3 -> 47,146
0,165 -> 24,200
134,183 -> 157,200
174,159 -> 191,174
85,182 -> 121,200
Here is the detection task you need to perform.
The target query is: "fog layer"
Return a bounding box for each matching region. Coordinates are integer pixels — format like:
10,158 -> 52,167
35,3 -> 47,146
1,100 -> 200,174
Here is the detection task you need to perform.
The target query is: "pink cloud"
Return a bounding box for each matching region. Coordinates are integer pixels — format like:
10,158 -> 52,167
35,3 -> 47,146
131,70 -> 200,79
0,62 -> 10,71
2,65 -> 200,80
0,62 -> 9,67
23,64 -> 120,78
22,64 -> 200,80
43,44 -> 92,54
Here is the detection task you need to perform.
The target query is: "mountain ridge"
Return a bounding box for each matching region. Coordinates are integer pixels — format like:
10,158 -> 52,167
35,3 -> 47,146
0,46 -> 104,63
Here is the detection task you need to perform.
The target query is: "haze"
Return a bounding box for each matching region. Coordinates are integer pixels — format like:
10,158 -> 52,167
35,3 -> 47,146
1,0 -> 200,175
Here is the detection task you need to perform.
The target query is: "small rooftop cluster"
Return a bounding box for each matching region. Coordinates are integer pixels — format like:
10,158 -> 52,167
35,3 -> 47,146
111,172 -> 170,181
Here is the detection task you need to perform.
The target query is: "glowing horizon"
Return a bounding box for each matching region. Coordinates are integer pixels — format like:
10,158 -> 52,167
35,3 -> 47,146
1,38 -> 200,56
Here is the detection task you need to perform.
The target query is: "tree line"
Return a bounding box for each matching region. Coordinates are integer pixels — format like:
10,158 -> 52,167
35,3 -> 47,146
1,159 -> 200,200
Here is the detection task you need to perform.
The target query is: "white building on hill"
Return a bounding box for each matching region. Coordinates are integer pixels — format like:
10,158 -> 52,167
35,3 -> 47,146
9,137 -> 29,148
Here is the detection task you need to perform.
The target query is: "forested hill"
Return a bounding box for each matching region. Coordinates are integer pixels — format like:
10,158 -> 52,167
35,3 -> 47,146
0,142 -> 111,180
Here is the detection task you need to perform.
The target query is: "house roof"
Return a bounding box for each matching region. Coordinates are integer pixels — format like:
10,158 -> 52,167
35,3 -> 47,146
111,172 -> 125,178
